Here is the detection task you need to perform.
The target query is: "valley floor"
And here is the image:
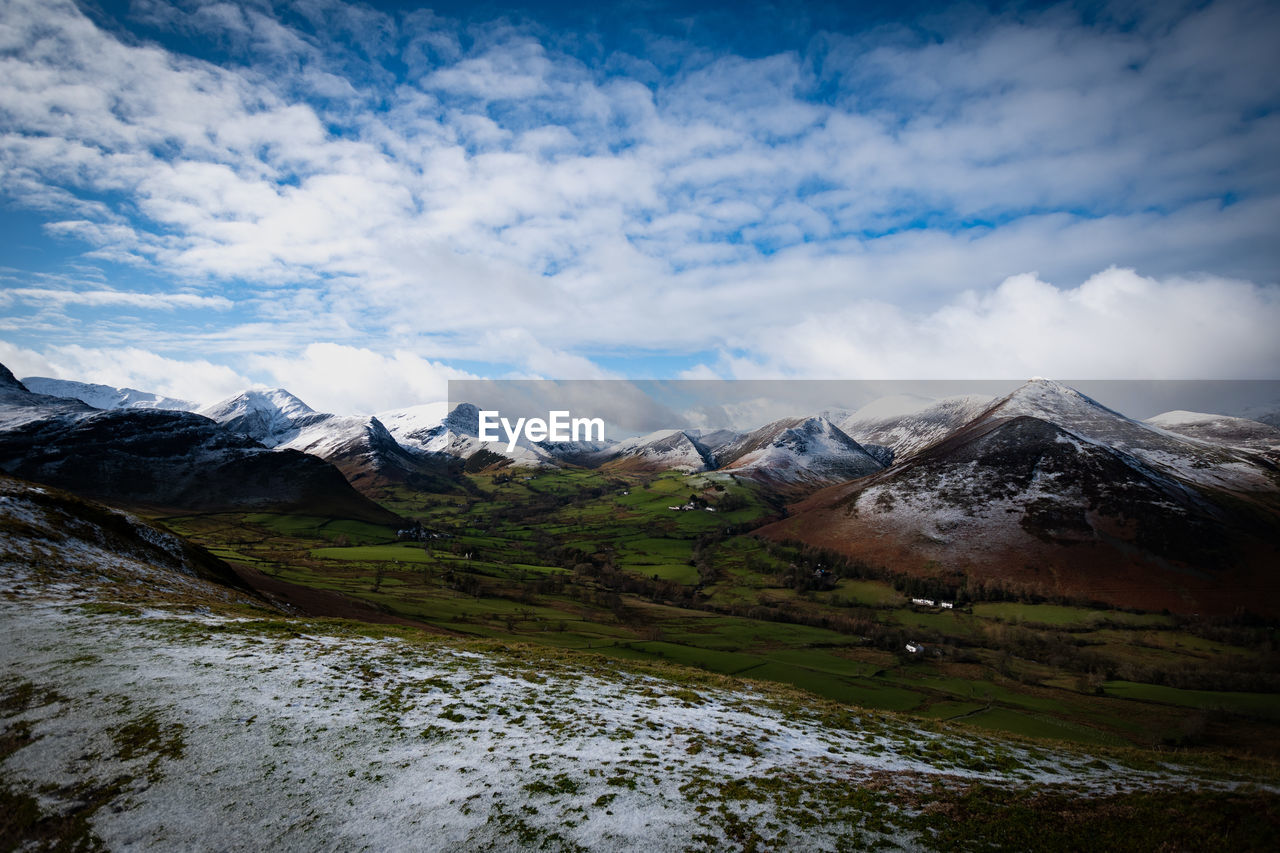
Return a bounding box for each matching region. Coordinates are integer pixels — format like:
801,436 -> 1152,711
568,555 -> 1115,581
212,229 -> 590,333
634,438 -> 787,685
3,559 -> 1278,851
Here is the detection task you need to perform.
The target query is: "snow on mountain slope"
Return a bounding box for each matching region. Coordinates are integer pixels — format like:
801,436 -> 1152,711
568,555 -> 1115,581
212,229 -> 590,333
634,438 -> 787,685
0,474 -> 255,604
275,414 -> 376,458
1147,411 -> 1280,452
0,363 -> 96,427
977,379 -> 1278,493
838,394 -> 994,461
198,389 -> 316,446
21,376 -> 196,411
0,405 -> 402,523
272,412 -> 458,491
385,402 -> 556,468
686,428 -> 740,457
599,429 -> 711,472
717,416 -> 884,486
761,412 -> 1280,614
375,402 -> 450,442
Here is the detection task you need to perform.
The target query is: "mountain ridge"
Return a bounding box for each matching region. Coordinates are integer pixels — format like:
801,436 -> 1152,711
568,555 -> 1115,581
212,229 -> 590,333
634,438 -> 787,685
22,376 -> 197,412
758,379 -> 1280,614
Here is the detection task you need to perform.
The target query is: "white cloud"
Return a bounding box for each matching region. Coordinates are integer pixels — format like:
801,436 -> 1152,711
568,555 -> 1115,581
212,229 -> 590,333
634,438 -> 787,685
247,342 -> 478,414
0,0 -> 1277,395
718,268 -> 1280,380
0,287 -> 230,311
0,341 -> 252,404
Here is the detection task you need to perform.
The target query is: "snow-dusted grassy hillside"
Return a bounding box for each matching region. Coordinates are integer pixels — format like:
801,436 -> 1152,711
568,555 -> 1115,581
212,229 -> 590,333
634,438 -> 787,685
2,477 -> 1276,851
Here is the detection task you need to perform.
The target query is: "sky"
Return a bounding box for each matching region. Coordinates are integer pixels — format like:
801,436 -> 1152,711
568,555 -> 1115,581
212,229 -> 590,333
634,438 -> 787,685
0,0 -> 1278,414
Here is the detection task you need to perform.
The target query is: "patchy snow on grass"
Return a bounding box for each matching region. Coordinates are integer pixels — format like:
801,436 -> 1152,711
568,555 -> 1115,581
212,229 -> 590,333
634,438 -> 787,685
1,573 -> 1246,853
1,473 -> 1266,850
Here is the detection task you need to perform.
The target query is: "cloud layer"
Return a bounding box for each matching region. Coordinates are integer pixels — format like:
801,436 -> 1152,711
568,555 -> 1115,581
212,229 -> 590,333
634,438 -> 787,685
0,0 -> 1277,410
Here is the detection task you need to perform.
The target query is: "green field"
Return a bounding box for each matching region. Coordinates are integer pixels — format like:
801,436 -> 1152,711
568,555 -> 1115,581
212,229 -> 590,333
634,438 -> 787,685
312,543 -> 437,562
158,465 -> 1280,754
972,602 -> 1176,628
961,707 -> 1127,746
1104,681 -> 1280,719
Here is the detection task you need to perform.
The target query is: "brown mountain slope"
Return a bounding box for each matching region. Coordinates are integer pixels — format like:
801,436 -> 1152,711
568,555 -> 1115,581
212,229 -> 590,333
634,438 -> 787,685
757,412 -> 1280,615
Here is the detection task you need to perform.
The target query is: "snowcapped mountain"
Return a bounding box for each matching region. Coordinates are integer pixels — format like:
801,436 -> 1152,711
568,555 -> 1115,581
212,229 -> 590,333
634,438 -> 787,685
275,413 -> 459,492
975,379 -> 1278,493
0,403 -> 399,524
375,402 -> 450,443
0,363 -> 95,427
715,416 -> 884,486
974,379 -> 1140,440
384,402 -> 557,468
21,376 -> 197,412
759,379 -> 1280,615
276,414 -> 393,461
379,401 -> 478,453
198,389 -> 317,446
195,392 -> 462,492
1146,410 -> 1280,453
838,394 -> 993,461
686,428 -> 740,458
598,429 -> 712,473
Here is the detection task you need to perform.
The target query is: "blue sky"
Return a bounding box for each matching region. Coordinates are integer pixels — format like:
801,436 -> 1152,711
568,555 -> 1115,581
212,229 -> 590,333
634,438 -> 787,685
1,0 -> 1277,413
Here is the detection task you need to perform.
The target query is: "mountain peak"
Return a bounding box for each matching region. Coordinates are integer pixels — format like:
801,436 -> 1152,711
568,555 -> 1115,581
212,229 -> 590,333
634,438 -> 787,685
249,388 -> 314,414
1016,376 -> 1086,395
0,363 -> 27,392
717,414 -> 883,485
201,388 -> 314,417
603,429 -> 709,472
198,388 -> 317,445
987,378 -> 1120,423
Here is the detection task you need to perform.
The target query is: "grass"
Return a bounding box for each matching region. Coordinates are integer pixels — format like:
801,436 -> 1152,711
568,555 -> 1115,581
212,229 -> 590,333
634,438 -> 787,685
311,543 -> 436,562
608,641 -> 764,675
150,468 -> 1280,756
241,513 -> 394,544
918,700 -> 987,720
1104,681 -> 1280,720
894,608 -> 978,637
959,707 -> 1127,746
833,579 -> 902,607
912,786 -> 1280,852
971,602 -> 1176,629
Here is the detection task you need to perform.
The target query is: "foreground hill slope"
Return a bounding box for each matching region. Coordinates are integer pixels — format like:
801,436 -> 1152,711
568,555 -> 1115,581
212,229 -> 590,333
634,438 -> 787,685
0,473 -> 256,604
2,473 -> 1274,851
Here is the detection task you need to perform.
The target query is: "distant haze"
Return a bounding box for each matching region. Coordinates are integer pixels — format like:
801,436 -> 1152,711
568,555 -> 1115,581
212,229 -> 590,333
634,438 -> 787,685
449,379 -> 1280,437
